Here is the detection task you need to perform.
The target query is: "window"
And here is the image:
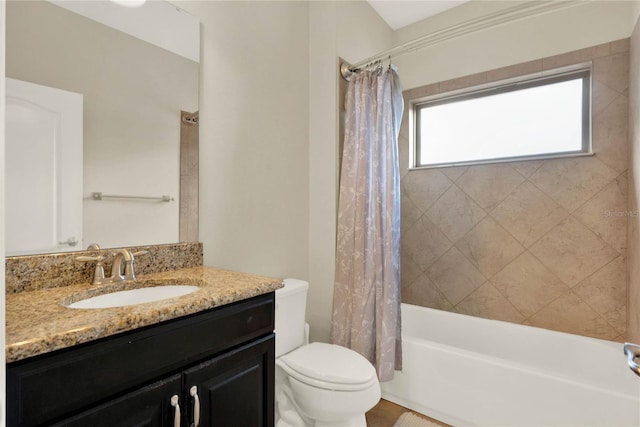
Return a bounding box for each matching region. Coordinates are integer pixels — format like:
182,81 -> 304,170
413,66 -> 591,168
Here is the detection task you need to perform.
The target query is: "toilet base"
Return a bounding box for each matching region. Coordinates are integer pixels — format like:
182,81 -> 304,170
276,415 -> 367,427
276,415 -> 365,427
314,414 -> 367,427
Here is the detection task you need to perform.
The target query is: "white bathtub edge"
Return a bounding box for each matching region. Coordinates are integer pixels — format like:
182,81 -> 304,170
381,390 -> 472,427
385,304 -> 640,426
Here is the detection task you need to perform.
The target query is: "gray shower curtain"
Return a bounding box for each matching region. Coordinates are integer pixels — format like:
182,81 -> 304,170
331,65 -> 404,381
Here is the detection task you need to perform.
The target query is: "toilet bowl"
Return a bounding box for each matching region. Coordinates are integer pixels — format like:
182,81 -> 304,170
275,279 -> 381,427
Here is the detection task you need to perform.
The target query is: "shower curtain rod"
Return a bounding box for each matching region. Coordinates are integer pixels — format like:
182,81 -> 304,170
340,0 -> 587,81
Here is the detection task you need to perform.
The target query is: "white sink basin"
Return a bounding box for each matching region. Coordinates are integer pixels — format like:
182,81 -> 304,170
66,285 -> 200,309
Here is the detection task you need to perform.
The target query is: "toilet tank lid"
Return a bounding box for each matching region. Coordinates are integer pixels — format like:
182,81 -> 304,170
279,342 -> 377,385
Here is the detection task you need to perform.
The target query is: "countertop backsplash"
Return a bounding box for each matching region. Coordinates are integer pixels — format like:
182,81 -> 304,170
5,242 -> 204,294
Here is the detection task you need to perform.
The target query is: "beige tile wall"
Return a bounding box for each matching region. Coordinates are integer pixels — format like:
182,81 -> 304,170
179,110 -> 199,242
399,39 -> 629,341
628,20 -> 640,343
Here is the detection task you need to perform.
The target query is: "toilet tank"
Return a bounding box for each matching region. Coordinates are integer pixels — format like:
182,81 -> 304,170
275,278 -> 309,357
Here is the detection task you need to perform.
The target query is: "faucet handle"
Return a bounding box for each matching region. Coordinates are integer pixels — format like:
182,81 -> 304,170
131,250 -> 149,257
76,255 -> 106,285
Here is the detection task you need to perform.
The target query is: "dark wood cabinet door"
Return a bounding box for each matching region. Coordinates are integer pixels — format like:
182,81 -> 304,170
51,374 -> 182,427
183,334 -> 275,427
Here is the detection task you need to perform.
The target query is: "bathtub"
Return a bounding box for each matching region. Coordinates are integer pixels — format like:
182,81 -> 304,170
381,304 -> 640,426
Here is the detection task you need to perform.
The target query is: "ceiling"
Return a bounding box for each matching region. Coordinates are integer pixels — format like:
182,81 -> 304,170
367,0 -> 471,30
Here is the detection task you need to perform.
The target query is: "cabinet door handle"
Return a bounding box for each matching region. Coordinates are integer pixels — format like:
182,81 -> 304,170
170,395 -> 181,427
190,385 -> 200,427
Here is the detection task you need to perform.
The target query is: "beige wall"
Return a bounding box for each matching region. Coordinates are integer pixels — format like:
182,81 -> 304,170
394,1 -> 639,90
308,2 -> 393,341
628,16 -> 640,343
175,1 -> 392,343
176,1 -> 311,281
401,42 -> 629,340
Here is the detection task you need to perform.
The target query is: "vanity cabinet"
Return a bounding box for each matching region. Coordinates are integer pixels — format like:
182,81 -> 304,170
183,336 -> 274,427
7,293 -> 275,427
51,374 -> 183,427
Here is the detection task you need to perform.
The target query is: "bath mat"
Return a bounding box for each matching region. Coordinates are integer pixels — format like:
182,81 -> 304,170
393,411 -> 442,427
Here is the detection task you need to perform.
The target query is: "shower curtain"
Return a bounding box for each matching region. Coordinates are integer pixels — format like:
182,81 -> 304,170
331,65 -> 404,381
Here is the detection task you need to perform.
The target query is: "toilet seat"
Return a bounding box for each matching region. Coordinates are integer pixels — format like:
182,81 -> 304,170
277,342 -> 378,392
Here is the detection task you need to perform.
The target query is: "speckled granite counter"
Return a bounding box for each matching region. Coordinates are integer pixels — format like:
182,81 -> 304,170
6,266 -> 283,363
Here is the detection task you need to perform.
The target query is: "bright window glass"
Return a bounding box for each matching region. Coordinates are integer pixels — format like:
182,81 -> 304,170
414,70 -> 590,167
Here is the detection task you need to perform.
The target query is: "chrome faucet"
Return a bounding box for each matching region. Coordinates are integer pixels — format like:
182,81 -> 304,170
110,249 -> 135,282
77,248 -> 148,285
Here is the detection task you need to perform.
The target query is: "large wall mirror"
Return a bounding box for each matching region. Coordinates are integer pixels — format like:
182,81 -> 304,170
5,0 -> 200,256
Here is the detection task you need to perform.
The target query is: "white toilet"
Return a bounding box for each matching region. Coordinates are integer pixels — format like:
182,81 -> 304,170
275,279 -> 381,427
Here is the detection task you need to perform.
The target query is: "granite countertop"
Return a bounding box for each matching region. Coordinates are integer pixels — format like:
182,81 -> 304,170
6,266 -> 283,363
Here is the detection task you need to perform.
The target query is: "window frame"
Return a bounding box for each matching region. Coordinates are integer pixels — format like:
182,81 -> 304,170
411,64 -> 593,169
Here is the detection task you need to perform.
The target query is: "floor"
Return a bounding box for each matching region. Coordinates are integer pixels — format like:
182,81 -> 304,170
365,399 -> 450,427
